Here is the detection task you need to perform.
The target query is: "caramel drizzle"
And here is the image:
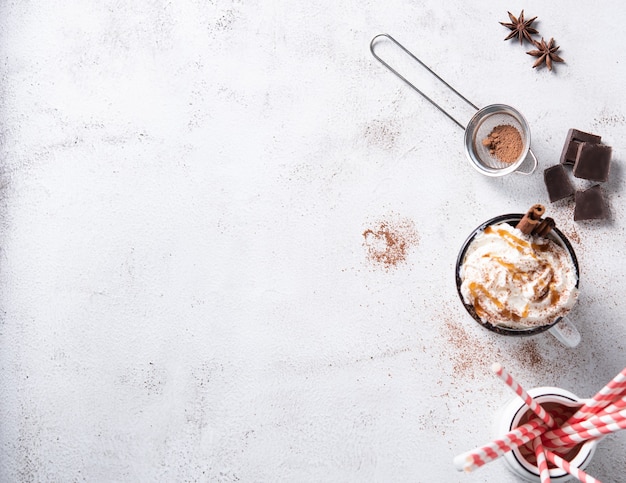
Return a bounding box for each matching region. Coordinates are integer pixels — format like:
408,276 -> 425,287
468,281 -> 526,322
484,226 -> 550,256
470,227 -> 560,321
550,283 -> 561,306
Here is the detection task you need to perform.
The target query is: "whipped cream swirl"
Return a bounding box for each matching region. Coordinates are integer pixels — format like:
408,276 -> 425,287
460,223 -> 578,329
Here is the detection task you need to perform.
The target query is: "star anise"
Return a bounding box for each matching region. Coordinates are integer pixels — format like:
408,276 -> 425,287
527,37 -> 564,71
500,10 -> 538,44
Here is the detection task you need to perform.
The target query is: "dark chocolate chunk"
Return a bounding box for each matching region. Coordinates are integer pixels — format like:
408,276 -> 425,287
560,128 -> 601,165
573,142 -> 612,181
544,165 -> 575,202
574,185 -> 608,221
564,139 -> 581,164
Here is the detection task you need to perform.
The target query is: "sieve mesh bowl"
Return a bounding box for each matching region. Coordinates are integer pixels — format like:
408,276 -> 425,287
464,104 -> 531,176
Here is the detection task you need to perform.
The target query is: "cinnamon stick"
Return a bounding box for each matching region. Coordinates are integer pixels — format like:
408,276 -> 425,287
529,204 -> 545,219
516,204 -> 546,235
534,217 -> 555,238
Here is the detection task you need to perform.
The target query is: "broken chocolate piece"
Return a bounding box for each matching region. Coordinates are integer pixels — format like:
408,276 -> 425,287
560,129 -> 601,165
573,142 -> 612,181
544,165 -> 575,202
564,140 -> 581,164
574,185 -> 608,221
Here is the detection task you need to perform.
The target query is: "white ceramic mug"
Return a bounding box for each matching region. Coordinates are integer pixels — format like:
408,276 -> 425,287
494,386 -> 599,481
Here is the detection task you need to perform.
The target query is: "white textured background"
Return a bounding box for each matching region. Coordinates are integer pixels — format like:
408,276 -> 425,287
1,0 -> 626,481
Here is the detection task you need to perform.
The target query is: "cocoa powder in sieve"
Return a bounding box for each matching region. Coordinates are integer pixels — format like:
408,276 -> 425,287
482,124 -> 523,163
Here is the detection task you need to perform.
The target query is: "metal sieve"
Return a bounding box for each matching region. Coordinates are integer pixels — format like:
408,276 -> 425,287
464,104 -> 536,176
370,34 -> 537,176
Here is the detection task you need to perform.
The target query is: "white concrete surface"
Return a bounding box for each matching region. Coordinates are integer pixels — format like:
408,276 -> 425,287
1,0 -> 626,481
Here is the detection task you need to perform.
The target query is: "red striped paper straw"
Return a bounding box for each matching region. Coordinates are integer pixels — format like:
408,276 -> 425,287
567,367 -> 626,424
554,395 -> 626,445
492,363 -> 556,428
533,437 -> 551,483
555,408 -> 626,436
543,411 -> 626,448
587,395 -> 626,420
453,418 -> 548,472
544,449 -> 602,483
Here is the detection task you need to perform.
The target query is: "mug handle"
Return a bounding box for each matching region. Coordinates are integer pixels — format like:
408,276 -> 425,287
548,316 -> 581,348
515,148 -> 538,175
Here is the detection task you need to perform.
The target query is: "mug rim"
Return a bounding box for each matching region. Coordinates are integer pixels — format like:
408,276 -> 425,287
455,213 -> 580,336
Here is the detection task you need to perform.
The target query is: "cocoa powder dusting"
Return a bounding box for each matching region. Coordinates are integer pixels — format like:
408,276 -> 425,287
514,340 -> 543,369
441,317 -> 501,379
564,228 -> 581,244
482,124 -> 523,163
362,217 -> 418,269
439,310 -> 549,379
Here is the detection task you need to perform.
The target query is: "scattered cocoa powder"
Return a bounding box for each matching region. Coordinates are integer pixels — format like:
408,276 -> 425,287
513,340 -> 543,369
439,311 -> 548,378
363,119 -> 400,150
482,124 -> 523,163
564,228 -> 580,244
362,216 -> 418,269
441,317 -> 501,379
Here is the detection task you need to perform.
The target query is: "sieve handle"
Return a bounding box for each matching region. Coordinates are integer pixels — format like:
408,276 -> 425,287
515,148 -> 538,175
370,34 -> 479,131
